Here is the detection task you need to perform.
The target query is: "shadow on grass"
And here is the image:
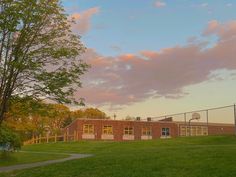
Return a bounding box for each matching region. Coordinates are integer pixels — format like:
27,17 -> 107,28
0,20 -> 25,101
0,151 -> 17,163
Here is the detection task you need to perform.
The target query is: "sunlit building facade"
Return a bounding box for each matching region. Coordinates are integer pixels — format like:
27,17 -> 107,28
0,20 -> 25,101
64,118 -> 235,141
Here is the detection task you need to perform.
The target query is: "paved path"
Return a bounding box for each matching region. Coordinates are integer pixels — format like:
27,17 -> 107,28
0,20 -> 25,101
0,152 -> 93,173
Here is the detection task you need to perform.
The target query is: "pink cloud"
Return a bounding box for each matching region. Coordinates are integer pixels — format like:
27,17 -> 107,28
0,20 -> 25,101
120,54 -> 135,61
203,20 -> 219,34
203,20 -> 236,41
71,7 -> 100,34
154,1 -> 166,8
76,21 -> 236,106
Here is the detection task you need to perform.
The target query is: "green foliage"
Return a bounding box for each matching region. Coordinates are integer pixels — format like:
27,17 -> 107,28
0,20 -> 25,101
63,108 -> 108,127
71,108 -> 107,120
46,104 -> 71,133
0,0 -> 89,124
62,117 -> 74,128
0,124 -> 21,151
83,108 -> 107,119
5,97 -> 108,139
7,97 -> 49,118
6,97 -> 52,139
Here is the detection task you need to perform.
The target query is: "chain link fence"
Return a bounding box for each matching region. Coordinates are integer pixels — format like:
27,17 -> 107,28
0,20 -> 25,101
148,104 -> 236,136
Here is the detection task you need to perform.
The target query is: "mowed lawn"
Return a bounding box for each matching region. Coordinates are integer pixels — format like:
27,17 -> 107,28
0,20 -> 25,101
1,135 -> 236,177
0,151 -> 68,167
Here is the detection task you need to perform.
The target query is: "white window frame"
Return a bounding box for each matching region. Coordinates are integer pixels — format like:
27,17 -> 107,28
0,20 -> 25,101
124,127 -> 134,135
83,124 -> 94,134
102,125 -> 113,135
142,127 -> 152,136
161,127 -> 170,137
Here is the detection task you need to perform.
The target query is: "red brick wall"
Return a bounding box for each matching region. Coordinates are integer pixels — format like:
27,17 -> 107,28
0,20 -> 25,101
208,125 -> 235,135
65,119 -> 179,141
65,119 -> 235,141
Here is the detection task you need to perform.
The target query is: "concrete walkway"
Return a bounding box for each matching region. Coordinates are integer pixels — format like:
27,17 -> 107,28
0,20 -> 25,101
0,152 -> 93,173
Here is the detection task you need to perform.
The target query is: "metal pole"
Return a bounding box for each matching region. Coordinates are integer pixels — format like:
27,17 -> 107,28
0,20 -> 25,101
234,104 -> 236,136
184,113 -> 187,136
188,118 -> 195,136
189,119 -> 191,136
206,110 -> 209,135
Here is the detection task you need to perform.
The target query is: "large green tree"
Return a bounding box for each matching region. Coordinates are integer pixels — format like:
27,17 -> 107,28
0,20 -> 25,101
0,0 -> 88,124
6,97 -> 50,139
47,104 -> 71,133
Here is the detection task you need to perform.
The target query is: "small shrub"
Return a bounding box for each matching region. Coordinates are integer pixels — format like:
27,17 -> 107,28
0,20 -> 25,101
0,125 -> 21,152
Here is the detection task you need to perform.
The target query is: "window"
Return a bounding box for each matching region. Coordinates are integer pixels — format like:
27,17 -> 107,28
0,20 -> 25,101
179,126 -> 208,136
202,127 -> 208,135
142,127 -> 151,136
191,126 -> 197,136
103,125 -> 113,135
83,124 -> 94,134
124,127 -> 134,135
180,126 -> 187,136
196,126 -> 202,135
162,128 -> 170,136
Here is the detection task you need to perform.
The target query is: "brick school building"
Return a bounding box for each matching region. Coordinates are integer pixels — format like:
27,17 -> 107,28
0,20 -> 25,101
64,118 -> 235,141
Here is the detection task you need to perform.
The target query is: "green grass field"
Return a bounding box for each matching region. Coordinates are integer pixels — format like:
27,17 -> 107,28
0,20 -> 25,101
1,135 -> 236,177
0,151 -> 68,167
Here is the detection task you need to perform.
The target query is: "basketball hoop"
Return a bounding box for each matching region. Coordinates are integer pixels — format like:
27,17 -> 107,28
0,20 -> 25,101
192,113 -> 200,120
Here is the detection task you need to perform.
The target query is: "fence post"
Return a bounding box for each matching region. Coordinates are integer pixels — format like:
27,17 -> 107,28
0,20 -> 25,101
74,131 -> 76,141
77,129 -> 79,140
184,113 -> 187,136
32,136 -> 34,144
64,133 -> 66,142
206,110 -> 209,135
234,104 -> 236,136
39,135 -> 41,144
46,133 -> 49,143
55,134 -> 57,143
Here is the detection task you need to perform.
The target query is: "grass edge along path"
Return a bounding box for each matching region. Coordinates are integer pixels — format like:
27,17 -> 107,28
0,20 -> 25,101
0,151 -> 92,173
0,151 -> 69,167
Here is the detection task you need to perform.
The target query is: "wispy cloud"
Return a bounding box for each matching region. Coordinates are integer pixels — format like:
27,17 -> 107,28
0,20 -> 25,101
70,7 -> 100,34
226,3 -> 232,7
154,1 -> 166,8
110,45 -> 122,52
201,3 -> 208,7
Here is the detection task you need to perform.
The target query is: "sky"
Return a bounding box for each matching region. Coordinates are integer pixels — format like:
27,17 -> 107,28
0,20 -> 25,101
61,0 -> 236,122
